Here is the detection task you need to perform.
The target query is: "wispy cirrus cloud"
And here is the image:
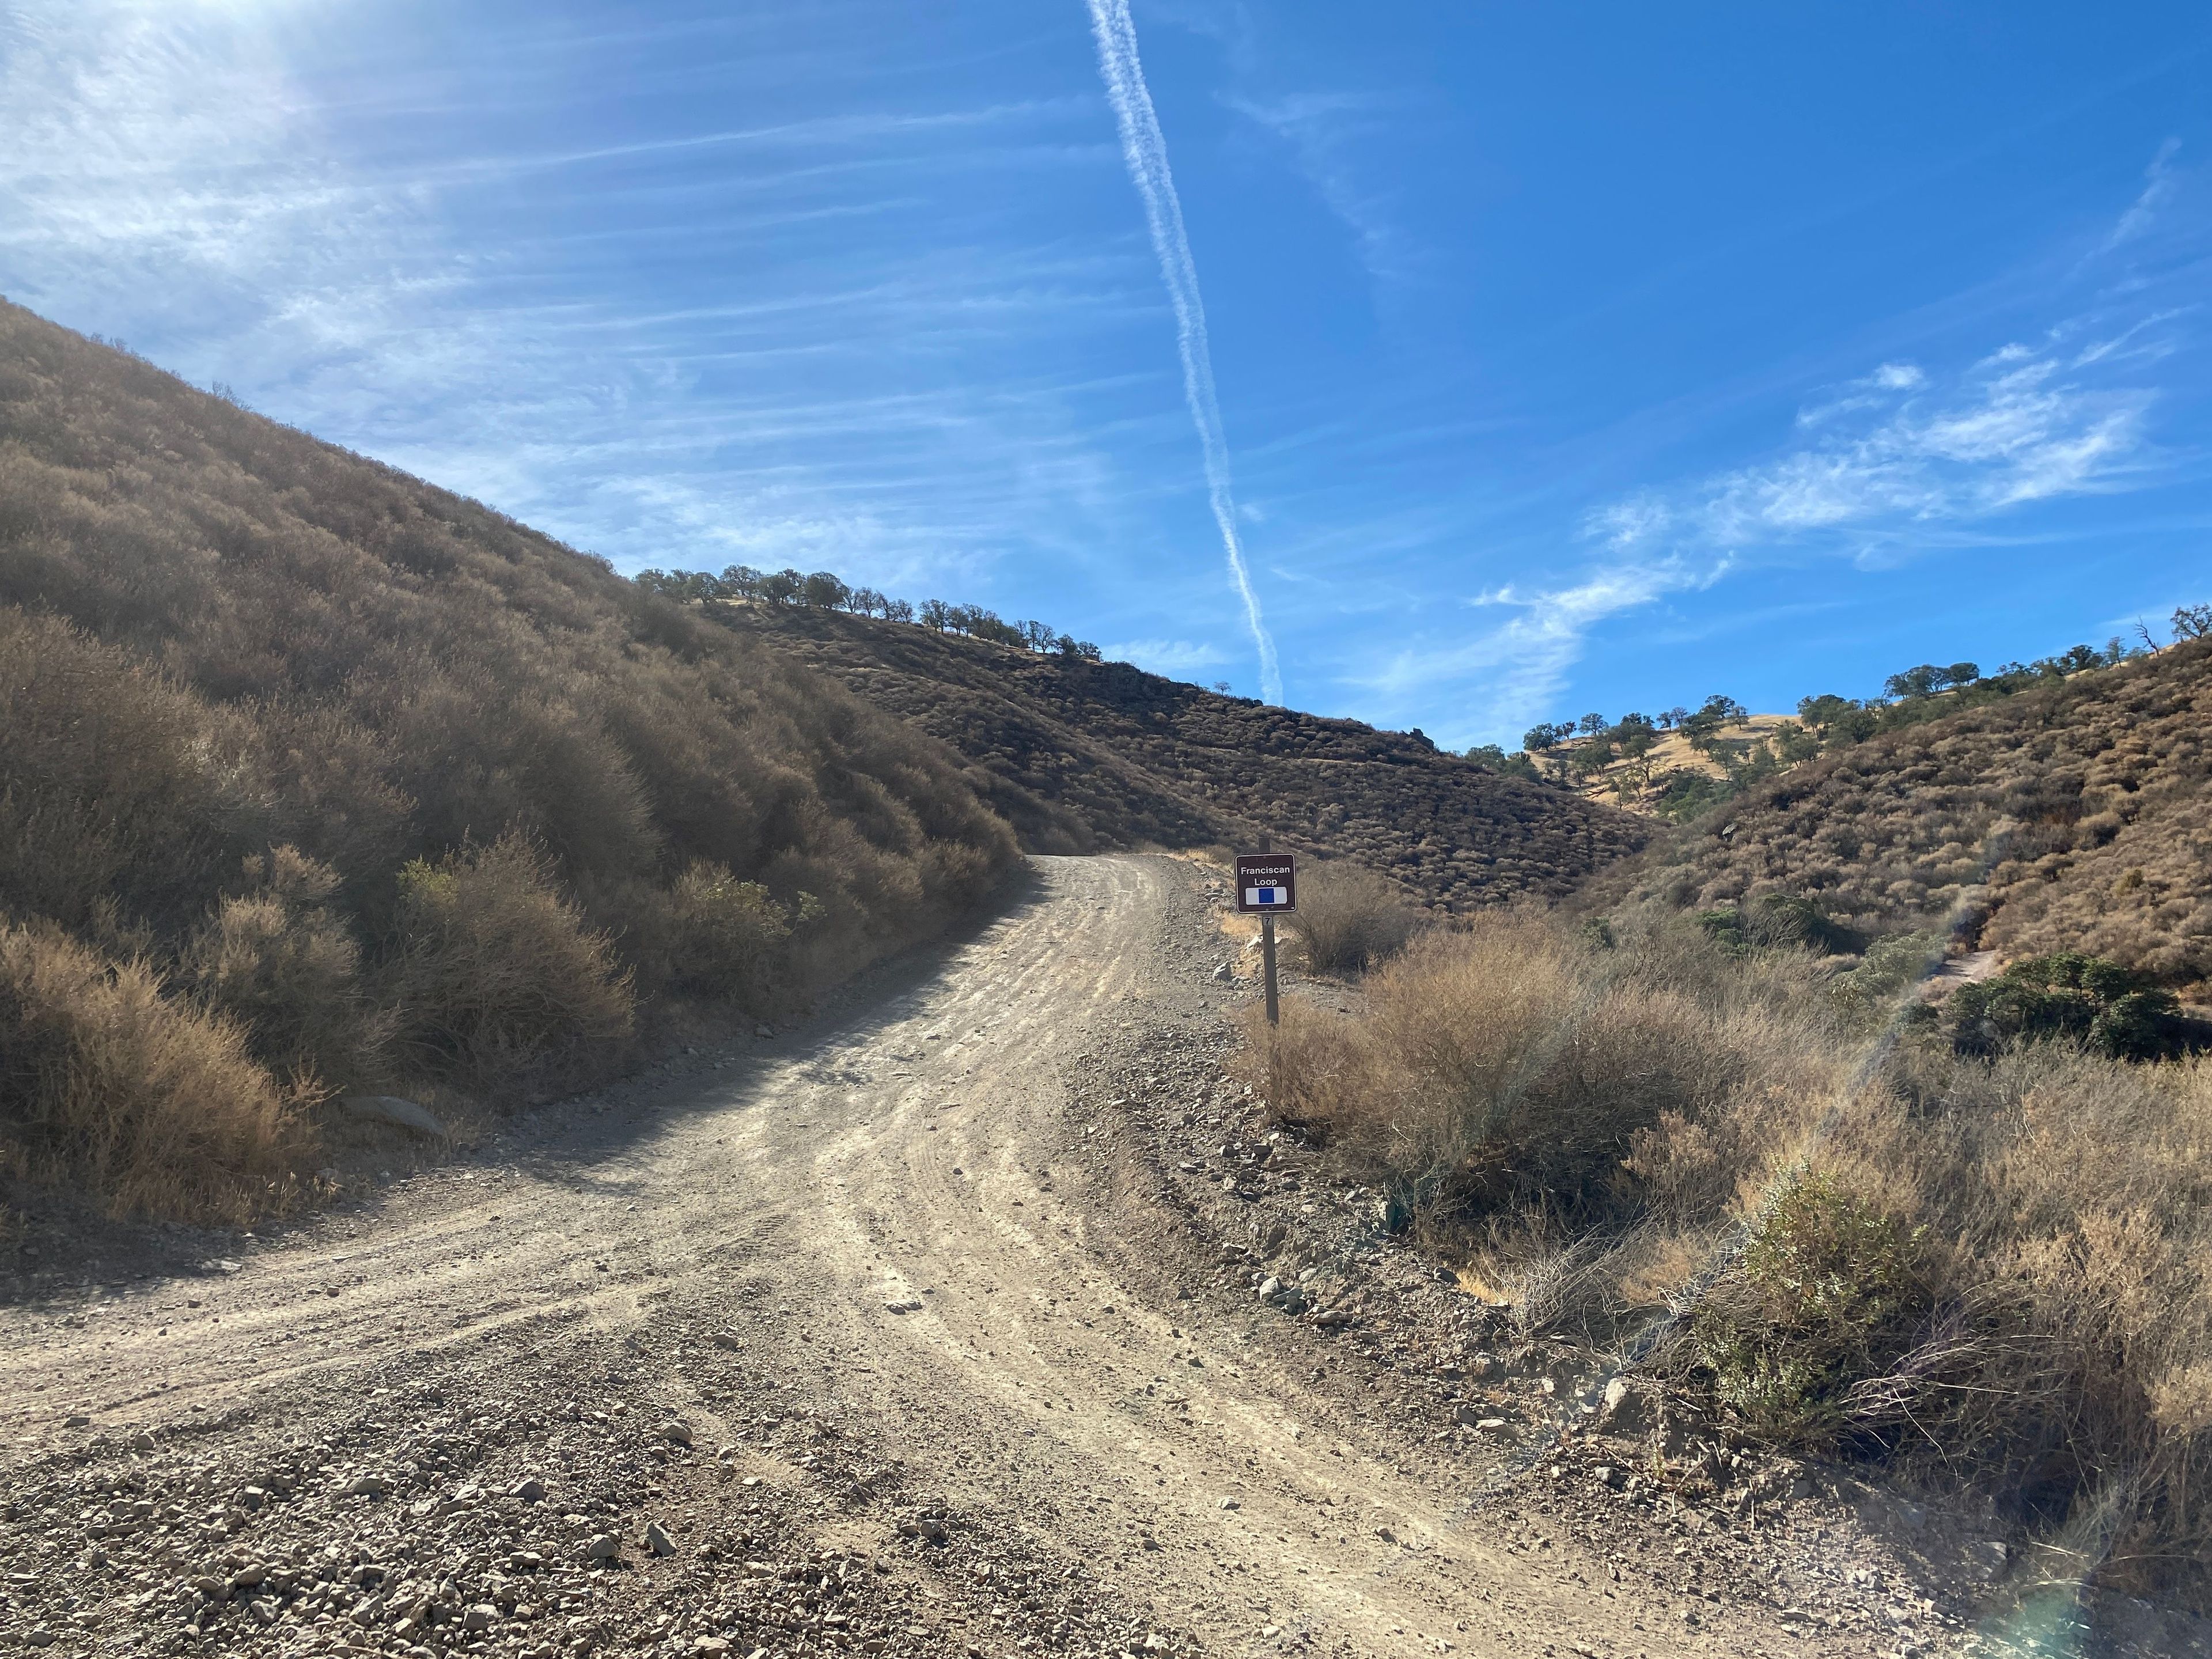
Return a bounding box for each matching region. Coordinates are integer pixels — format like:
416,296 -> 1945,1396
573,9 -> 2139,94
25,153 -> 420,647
0,0 -> 1165,599
1224,90 -> 1415,288
1601,342 -> 2158,559
1349,559 -> 1719,748
1104,637 -> 1230,679
2102,135 -> 2183,253
1349,314 -> 2176,749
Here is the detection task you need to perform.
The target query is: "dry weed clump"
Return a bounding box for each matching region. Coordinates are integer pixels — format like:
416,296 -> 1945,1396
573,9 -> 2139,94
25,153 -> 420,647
1247,913 -> 2212,1599
0,300 -> 1021,1219
184,846 -> 388,1094
1247,911 -> 1835,1226
0,921 -> 310,1224
1282,862 -> 1421,974
387,835 -> 635,1092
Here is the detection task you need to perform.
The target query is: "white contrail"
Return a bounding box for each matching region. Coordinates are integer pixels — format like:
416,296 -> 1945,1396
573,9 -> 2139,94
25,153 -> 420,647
1085,0 -> 1283,705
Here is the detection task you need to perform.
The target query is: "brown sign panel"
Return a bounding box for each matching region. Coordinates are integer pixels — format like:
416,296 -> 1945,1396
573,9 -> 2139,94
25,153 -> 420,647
1233,852 -> 1297,914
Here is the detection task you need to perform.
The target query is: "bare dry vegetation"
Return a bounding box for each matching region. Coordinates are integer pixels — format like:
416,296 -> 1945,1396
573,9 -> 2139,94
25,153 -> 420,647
1618,639 -> 2212,990
0,302 -> 1017,1221
1244,911 -> 2212,1603
1281,862 -> 1423,974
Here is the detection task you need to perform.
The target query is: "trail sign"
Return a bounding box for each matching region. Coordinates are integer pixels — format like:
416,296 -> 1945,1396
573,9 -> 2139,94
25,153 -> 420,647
1234,852 -> 1297,914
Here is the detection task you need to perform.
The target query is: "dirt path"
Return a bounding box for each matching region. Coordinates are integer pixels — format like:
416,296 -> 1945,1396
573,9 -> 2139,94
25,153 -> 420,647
0,856 -> 2108,1658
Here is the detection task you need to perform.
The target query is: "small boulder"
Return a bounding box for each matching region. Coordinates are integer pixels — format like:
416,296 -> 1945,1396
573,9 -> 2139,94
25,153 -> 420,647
510,1477 -> 547,1502
339,1094 -> 449,1139
1597,1376 -> 1647,1433
646,1521 -> 677,1556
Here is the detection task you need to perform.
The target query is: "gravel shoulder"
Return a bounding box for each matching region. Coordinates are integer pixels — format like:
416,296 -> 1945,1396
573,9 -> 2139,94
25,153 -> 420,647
2,856 -> 2202,1659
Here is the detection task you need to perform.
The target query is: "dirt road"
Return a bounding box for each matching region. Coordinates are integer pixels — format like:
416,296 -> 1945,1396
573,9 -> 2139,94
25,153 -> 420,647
1,855 -> 2032,1658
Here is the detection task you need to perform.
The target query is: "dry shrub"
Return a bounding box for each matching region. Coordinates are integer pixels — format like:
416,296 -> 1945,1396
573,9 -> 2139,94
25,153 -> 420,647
1248,911 -> 1823,1226
1251,910 -> 2212,1597
0,302 -> 1024,1221
183,846 -> 387,1093
660,861 -> 796,1003
1282,862 -> 1421,974
0,920 -> 309,1224
0,607 -> 253,937
386,834 -> 634,1090
1627,638 -> 2212,985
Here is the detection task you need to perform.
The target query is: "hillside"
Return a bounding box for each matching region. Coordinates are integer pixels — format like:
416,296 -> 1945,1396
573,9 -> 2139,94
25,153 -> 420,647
705,603 -> 1647,907
1610,637 -> 2212,986
0,301 -> 1016,1219
1555,712 -> 1798,816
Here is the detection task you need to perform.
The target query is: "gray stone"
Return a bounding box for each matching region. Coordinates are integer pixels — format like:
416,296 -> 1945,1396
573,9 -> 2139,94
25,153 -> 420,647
661,1421 -> 693,1448
646,1521 -> 676,1556
586,1533 -> 619,1561
339,1095 -> 449,1139
1968,1540 -> 2009,1580
1255,1277 -> 1281,1301
126,1431 -> 155,1453
1597,1376 -> 1647,1433
510,1478 -> 546,1502
62,1414 -> 89,1429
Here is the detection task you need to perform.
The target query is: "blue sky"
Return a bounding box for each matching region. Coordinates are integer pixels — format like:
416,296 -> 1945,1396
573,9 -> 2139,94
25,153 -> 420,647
3,2 -> 2209,748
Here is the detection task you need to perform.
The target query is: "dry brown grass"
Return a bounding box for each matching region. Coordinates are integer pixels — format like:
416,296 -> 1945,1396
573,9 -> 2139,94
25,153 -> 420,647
385,834 -> 635,1093
1281,862 -> 1422,974
1244,912 -> 2212,1601
0,300 -> 1020,1220
0,921 -> 312,1224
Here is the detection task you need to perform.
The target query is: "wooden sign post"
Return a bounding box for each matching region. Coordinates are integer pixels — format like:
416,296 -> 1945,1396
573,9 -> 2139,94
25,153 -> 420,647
1233,849 -> 1297,1025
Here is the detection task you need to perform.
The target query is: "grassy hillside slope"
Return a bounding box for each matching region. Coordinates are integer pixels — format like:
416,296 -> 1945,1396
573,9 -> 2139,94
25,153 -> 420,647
713,605 -> 1647,908
0,302 -> 1016,1219
1614,638 -> 2212,986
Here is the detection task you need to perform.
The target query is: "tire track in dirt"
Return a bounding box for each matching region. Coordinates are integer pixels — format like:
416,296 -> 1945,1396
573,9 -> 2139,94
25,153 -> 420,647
3,855 -> 1748,1657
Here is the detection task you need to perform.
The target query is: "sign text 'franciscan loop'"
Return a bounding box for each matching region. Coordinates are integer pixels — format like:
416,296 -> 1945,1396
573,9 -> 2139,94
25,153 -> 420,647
1233,852 -> 1296,914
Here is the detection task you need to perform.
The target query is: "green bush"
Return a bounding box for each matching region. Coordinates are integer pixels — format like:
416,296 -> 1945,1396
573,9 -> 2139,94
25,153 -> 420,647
1693,1173 -> 1931,1446
1949,952 -> 2184,1060
1829,932 -> 1946,1018
1697,893 -> 1860,956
